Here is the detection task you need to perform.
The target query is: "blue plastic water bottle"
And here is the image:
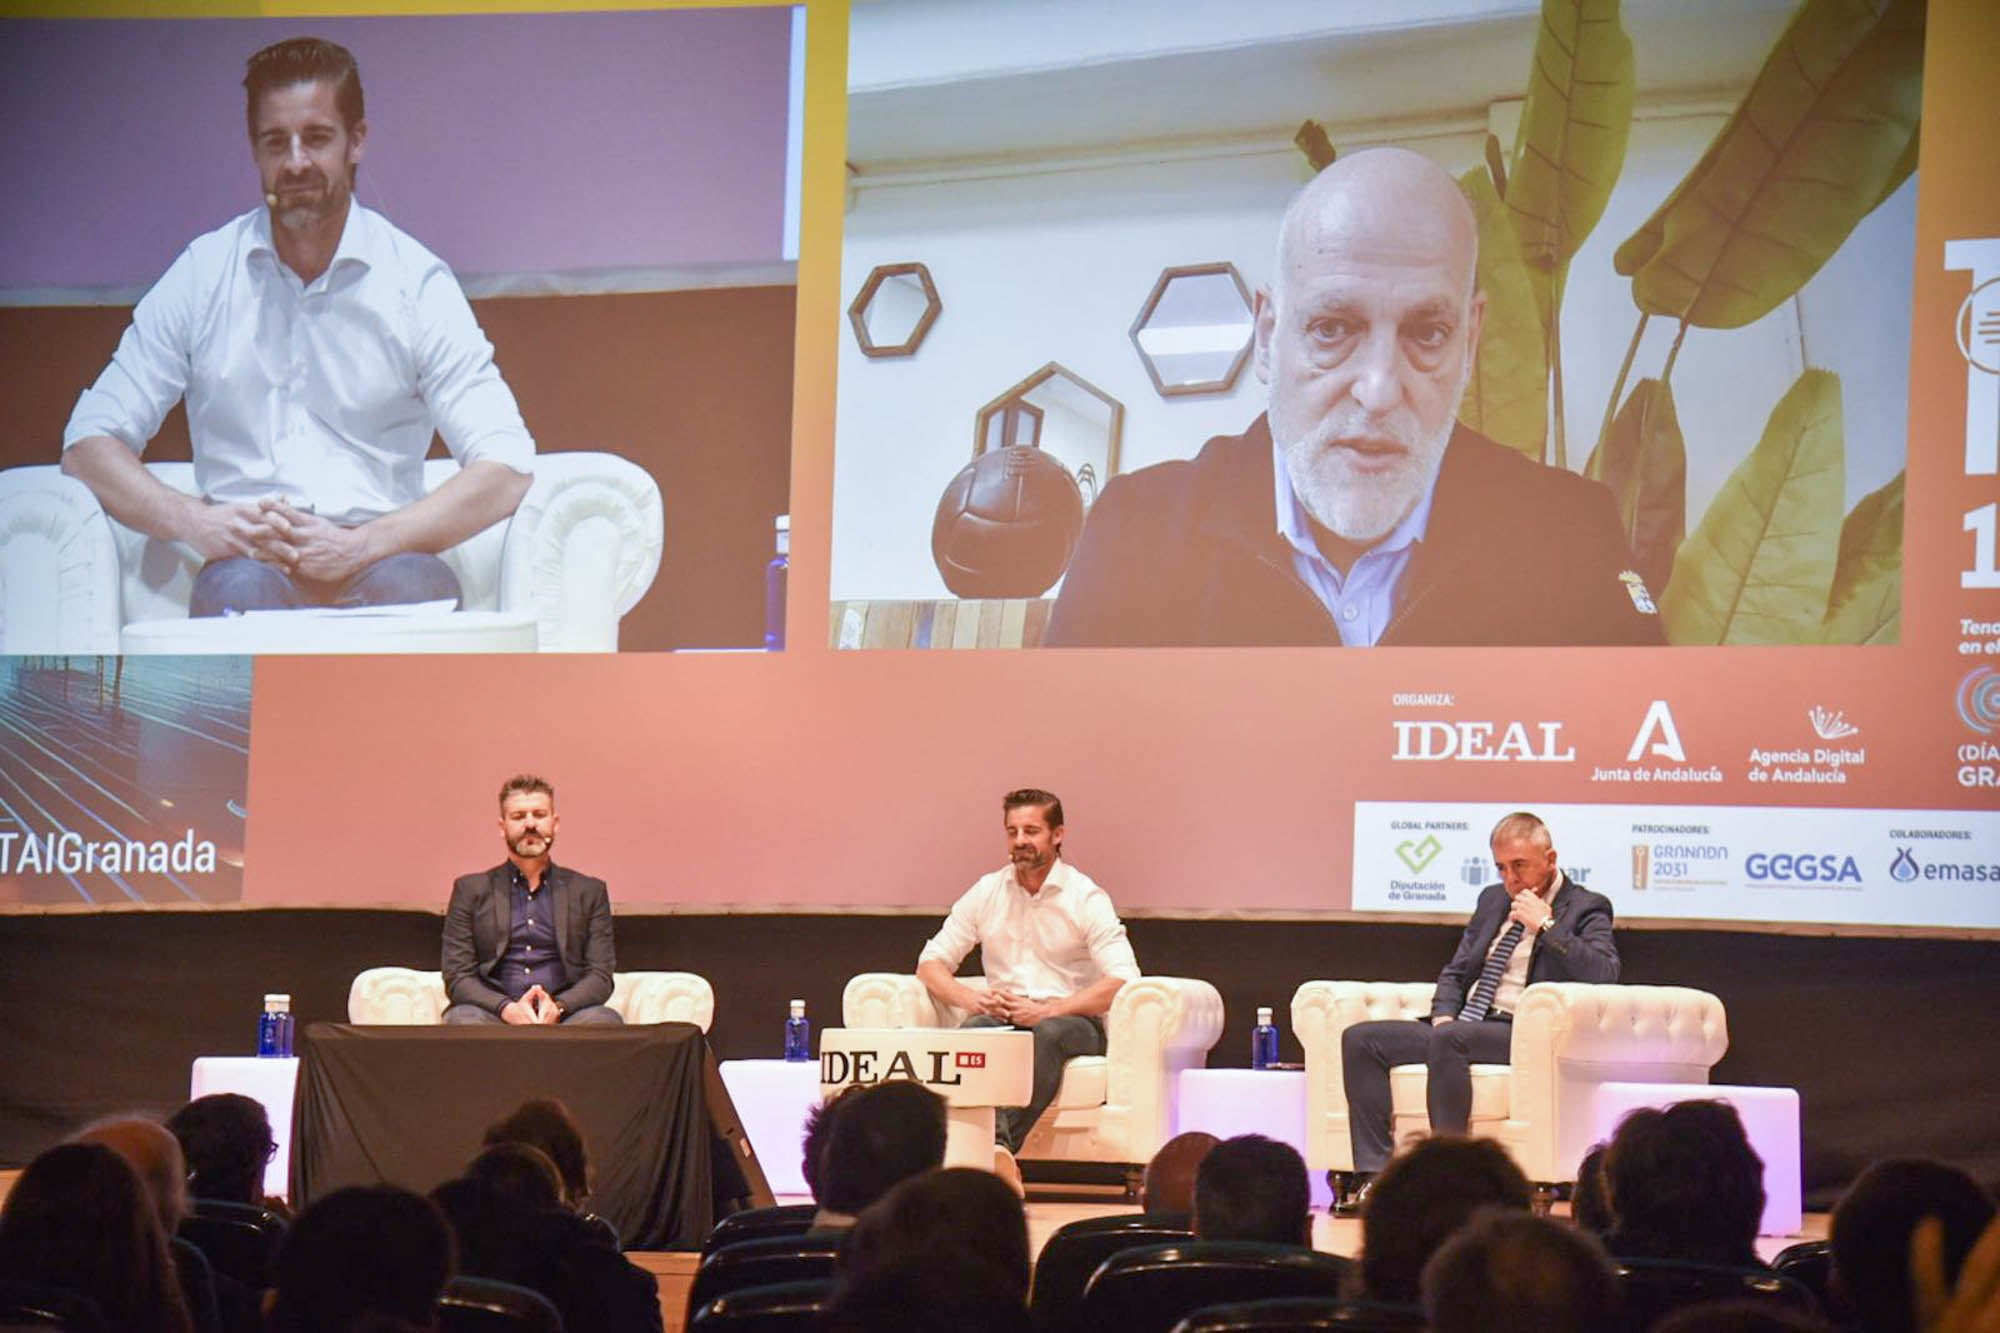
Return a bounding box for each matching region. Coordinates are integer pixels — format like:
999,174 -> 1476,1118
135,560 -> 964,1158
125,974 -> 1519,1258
784,998 -> 811,1062
1251,1006 -> 1279,1070
764,515 -> 789,651
258,993 -> 294,1058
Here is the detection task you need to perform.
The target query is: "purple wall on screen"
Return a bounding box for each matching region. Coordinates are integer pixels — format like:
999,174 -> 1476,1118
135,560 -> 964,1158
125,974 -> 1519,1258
0,9 -> 793,292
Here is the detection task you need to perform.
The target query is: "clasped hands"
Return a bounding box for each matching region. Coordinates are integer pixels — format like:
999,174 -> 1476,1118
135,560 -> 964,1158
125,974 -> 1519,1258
500,985 -> 564,1026
970,988 -> 1060,1026
189,495 -> 372,583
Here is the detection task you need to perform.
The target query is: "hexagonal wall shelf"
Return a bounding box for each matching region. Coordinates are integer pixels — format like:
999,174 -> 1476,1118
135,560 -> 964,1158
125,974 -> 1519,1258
973,362 -> 1123,508
848,262 -> 942,358
1129,261 -> 1255,397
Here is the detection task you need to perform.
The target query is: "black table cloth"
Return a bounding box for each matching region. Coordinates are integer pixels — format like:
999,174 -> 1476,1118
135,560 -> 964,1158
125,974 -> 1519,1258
292,1021 -> 728,1248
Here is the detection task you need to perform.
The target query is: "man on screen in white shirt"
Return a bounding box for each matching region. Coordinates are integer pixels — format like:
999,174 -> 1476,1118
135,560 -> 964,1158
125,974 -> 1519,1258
916,787 -> 1142,1181
61,36 -> 534,618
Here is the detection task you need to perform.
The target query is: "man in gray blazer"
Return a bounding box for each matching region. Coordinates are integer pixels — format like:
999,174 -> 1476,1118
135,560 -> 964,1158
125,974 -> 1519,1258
442,774 -> 620,1025
1338,811 -> 1619,1207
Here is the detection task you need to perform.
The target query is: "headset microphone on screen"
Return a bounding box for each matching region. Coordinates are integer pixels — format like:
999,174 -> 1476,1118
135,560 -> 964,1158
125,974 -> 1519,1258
265,193 -> 279,208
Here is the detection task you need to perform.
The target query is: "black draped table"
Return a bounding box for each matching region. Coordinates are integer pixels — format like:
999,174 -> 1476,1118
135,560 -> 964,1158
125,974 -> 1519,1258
292,1022 -> 741,1249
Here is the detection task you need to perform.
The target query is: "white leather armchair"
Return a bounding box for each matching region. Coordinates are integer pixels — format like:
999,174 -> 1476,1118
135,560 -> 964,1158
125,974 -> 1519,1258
0,452 -> 663,653
348,966 -> 714,1030
1292,980 -> 1728,1185
843,972 -> 1223,1186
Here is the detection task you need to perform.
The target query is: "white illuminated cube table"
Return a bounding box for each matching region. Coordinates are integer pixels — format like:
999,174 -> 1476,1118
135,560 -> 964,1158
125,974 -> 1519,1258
1175,1068 -> 1334,1209
819,1027 -> 1033,1170
189,1056 -> 300,1200
717,1058 -> 821,1198
1588,1082 -> 1802,1235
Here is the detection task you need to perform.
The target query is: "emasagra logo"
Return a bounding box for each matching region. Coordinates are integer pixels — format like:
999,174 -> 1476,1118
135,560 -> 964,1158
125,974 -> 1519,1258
1960,667 -> 2000,736
1887,848 -> 2000,884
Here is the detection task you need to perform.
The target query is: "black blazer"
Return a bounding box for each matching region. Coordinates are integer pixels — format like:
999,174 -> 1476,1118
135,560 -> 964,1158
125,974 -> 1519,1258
1430,876 -> 1620,1020
441,863 -> 617,1016
1046,416 -> 1665,648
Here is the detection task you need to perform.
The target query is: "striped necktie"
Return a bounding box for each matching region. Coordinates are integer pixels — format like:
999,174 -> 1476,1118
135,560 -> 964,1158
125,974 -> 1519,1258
1459,919 -> 1526,1022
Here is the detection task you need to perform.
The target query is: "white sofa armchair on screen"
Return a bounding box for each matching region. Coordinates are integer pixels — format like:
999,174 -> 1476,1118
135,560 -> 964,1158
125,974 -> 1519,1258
842,971 -> 1224,1193
1291,980 -> 1728,1186
0,452 -> 662,654
347,966 -> 714,1030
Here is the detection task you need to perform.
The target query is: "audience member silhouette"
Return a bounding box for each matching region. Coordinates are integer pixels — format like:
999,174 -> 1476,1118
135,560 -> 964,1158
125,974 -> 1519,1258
844,1167 -> 1033,1301
482,1097 -> 614,1240
814,1080 -> 948,1229
435,1142 -> 662,1333
1912,1212 -> 2000,1333
824,1251 -> 1032,1333
1571,1142 -> 1614,1236
167,1093 -> 281,1211
1831,1158 -> 1996,1333
72,1118 -> 190,1238
1141,1130 -> 1219,1219
1651,1300 -> 1834,1332
463,1140 -> 566,1211
266,1185 -> 454,1333
1603,1100 -> 1766,1268
1357,1134 -> 1532,1303
800,1086 -> 852,1205
1422,1209 -> 1622,1333
1192,1133 -> 1313,1246
73,1116 -> 258,1333
0,1141 -> 195,1333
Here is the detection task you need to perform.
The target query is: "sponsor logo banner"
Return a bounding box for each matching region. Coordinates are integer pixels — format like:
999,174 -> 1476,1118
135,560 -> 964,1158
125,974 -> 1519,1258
1353,803 -> 2000,930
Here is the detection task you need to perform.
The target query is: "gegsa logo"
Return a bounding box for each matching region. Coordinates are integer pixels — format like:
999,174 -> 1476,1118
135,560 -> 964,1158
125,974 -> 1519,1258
1744,852 -> 1862,884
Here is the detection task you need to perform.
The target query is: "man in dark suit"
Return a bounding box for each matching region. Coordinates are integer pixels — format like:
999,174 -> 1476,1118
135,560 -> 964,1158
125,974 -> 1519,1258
442,774 -> 620,1025
1339,812 -> 1618,1205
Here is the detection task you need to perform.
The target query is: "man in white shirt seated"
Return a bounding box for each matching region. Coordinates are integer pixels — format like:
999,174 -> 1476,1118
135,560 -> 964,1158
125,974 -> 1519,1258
916,788 -> 1142,1177
1338,811 -> 1620,1212
60,37 -> 534,618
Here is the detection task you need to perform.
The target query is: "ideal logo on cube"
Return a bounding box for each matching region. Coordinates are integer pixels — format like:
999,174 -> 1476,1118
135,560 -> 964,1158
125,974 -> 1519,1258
956,1051 -> 986,1069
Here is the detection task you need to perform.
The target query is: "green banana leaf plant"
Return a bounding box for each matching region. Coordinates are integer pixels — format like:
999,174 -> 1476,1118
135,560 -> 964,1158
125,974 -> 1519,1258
1503,0 -> 1634,469
1661,369 -> 1845,645
1584,377 -> 1684,595
1458,160 -> 1549,460
1296,0 -> 1920,643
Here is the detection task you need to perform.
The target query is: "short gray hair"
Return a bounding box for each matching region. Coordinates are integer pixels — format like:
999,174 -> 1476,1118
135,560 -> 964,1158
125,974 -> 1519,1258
1489,812 -> 1551,850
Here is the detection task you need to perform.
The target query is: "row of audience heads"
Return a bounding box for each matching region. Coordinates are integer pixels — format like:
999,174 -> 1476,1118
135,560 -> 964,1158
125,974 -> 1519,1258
0,1093 -> 603,1333
803,1082 -> 1999,1333
4,1080 -> 1996,1333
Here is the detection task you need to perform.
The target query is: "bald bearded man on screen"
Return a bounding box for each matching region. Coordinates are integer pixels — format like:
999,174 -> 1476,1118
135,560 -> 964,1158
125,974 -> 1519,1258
1045,147 -> 1661,648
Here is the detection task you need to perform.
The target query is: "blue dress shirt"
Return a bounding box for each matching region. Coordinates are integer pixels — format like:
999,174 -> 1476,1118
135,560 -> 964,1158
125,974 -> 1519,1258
1271,438 -> 1437,646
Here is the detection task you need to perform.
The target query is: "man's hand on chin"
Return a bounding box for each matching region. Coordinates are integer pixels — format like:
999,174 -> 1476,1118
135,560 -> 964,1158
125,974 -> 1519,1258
1508,889 -> 1554,933
258,499 -> 376,583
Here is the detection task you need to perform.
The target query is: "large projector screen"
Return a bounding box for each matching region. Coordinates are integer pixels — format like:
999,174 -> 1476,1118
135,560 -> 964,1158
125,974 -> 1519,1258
1,0 -> 1996,940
